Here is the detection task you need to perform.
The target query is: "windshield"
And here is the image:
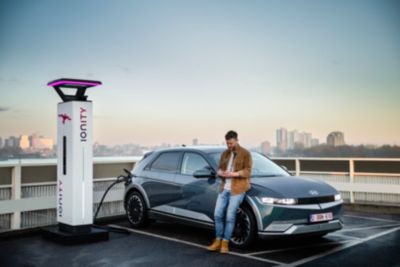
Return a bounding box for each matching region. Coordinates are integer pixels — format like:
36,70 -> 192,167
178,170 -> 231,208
208,151 -> 290,177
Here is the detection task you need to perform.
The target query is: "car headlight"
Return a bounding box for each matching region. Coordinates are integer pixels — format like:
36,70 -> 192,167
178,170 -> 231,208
334,193 -> 342,201
260,197 -> 297,205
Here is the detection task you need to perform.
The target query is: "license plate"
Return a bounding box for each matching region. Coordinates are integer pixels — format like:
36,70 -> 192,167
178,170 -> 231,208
309,212 -> 333,223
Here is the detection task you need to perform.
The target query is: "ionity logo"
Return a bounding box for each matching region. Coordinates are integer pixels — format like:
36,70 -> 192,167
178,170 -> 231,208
58,114 -> 71,124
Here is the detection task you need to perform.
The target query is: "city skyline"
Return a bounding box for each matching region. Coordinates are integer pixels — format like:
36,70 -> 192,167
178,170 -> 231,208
1,1 -> 399,147
0,127 -> 389,150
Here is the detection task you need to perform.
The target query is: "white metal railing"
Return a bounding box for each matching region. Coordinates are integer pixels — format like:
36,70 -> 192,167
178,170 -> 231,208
0,156 -> 399,232
273,157 -> 400,205
0,157 -> 140,231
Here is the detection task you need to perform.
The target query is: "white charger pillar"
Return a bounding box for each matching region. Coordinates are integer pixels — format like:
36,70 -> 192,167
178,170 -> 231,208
42,78 -> 109,244
57,101 -> 93,231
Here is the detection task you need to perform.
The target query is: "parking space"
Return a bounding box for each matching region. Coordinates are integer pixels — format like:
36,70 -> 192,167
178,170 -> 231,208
0,211 -> 399,266
108,211 -> 400,266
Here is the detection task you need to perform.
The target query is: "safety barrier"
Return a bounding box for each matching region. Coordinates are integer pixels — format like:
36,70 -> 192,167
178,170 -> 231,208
1,156 -> 399,232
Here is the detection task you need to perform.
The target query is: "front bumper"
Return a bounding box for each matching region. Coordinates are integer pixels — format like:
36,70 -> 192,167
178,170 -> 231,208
247,197 -> 344,238
258,219 -> 343,239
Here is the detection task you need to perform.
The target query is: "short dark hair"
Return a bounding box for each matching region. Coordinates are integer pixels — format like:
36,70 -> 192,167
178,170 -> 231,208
225,130 -> 238,140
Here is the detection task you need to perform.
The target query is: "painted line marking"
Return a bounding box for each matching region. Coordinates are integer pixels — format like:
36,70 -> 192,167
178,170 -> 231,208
281,226 -> 400,267
344,214 -> 399,223
246,240 -> 352,256
108,224 -> 284,266
340,223 -> 400,232
327,233 -> 364,240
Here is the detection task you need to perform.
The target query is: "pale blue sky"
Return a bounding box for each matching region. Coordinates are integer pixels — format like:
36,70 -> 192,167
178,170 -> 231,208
1,0 -> 399,147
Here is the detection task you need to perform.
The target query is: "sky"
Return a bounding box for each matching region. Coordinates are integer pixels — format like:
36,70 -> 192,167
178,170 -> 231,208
0,0 -> 399,147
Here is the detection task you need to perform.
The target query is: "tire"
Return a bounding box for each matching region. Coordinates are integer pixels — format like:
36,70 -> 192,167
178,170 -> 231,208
230,204 -> 257,249
126,191 -> 150,228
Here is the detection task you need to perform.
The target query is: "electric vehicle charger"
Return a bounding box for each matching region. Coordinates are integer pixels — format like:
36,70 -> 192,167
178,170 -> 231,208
43,79 -> 110,244
92,169 -> 134,234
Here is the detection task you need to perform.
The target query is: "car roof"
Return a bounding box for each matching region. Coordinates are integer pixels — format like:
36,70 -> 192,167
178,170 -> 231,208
152,146 -> 226,154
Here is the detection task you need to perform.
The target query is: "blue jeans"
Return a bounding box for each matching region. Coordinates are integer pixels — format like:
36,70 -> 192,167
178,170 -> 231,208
214,189 -> 245,241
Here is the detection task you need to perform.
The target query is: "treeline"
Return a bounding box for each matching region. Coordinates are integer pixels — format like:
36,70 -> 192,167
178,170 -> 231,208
276,144 -> 400,158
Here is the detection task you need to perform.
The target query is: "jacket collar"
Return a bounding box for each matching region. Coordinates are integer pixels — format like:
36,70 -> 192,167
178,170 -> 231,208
229,143 -> 242,155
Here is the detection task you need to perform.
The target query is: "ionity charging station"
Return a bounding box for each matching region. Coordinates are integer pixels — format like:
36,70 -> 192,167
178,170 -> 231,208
42,78 -> 109,244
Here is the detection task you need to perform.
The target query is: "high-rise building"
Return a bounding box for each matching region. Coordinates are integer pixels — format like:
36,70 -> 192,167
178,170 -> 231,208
288,130 -> 299,149
192,138 -> 198,146
260,141 -> 271,155
327,131 -> 345,146
5,136 -> 19,148
30,134 -> 54,150
303,132 -> 312,148
0,137 -> 3,149
19,135 -> 30,150
311,138 -> 319,147
276,128 -> 288,151
288,130 -> 312,149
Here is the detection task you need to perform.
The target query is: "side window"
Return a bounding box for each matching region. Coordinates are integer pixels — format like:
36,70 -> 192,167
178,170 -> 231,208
181,153 -> 210,176
150,152 -> 180,173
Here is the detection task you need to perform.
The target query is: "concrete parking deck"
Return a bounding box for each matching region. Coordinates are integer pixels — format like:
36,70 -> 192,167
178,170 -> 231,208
1,210 -> 399,267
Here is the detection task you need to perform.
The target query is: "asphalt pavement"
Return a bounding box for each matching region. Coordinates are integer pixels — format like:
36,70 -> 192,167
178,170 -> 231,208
0,210 -> 399,267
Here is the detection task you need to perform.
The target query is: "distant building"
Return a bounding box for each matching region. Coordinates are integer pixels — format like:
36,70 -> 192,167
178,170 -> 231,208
287,130 -> 312,149
0,137 -> 3,149
327,131 -> 345,146
30,134 -> 54,150
276,127 -> 288,151
19,135 -> 30,150
288,130 -> 299,149
303,132 -> 312,148
5,136 -> 19,148
311,138 -> 319,147
192,138 -> 198,146
260,141 -> 271,155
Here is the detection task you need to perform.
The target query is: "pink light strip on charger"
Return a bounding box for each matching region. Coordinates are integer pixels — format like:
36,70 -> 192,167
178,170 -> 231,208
48,80 -> 101,87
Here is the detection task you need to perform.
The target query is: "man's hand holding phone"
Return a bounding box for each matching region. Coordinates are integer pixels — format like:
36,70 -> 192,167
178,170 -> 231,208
217,169 -> 239,178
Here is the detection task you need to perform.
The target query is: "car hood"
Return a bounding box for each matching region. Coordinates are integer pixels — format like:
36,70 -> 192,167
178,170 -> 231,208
250,176 -> 338,198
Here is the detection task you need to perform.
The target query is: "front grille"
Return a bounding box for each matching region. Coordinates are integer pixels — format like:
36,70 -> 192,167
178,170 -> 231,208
297,195 -> 335,204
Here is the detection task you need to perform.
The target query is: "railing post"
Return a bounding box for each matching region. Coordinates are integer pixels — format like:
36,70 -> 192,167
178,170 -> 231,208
349,159 -> 355,203
11,160 -> 22,229
295,159 -> 300,176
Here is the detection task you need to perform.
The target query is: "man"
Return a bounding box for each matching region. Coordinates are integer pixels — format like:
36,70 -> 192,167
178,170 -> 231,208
206,130 -> 252,254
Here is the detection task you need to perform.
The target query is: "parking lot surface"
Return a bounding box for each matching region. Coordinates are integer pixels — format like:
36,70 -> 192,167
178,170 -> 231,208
1,210 -> 399,267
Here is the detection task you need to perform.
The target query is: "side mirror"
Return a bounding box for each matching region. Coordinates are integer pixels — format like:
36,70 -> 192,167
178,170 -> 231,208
193,168 -> 215,178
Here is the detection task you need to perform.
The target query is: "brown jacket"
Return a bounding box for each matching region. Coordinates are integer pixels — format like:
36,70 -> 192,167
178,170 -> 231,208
218,144 -> 252,195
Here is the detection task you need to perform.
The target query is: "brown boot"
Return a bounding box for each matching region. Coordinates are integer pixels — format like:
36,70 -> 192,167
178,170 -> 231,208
220,239 -> 229,254
206,238 -> 222,251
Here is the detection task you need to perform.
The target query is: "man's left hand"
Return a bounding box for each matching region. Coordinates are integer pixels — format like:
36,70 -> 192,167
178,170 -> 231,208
224,171 -> 240,178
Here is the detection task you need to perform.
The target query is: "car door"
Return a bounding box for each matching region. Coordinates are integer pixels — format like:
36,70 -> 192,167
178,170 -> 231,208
173,152 -> 219,223
142,151 -> 182,208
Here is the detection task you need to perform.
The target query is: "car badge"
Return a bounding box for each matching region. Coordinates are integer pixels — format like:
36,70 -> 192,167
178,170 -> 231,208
309,190 -> 319,196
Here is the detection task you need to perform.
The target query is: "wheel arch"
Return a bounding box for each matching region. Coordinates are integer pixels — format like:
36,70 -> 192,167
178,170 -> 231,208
124,184 -> 151,209
244,196 -> 263,232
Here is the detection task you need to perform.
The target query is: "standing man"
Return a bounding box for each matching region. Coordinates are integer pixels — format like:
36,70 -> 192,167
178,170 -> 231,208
207,130 -> 252,254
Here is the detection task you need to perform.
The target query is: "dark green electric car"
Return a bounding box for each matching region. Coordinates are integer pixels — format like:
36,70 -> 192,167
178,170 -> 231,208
123,146 -> 343,248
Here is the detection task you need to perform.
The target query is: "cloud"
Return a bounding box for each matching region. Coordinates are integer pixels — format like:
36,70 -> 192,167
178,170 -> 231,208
0,107 -> 10,112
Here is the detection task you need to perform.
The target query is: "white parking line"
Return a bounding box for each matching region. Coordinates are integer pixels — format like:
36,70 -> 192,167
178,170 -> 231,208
282,226 -> 400,267
340,223 -> 400,232
108,224 -> 285,266
246,240 -> 352,256
327,233 -> 364,240
344,214 -> 399,223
